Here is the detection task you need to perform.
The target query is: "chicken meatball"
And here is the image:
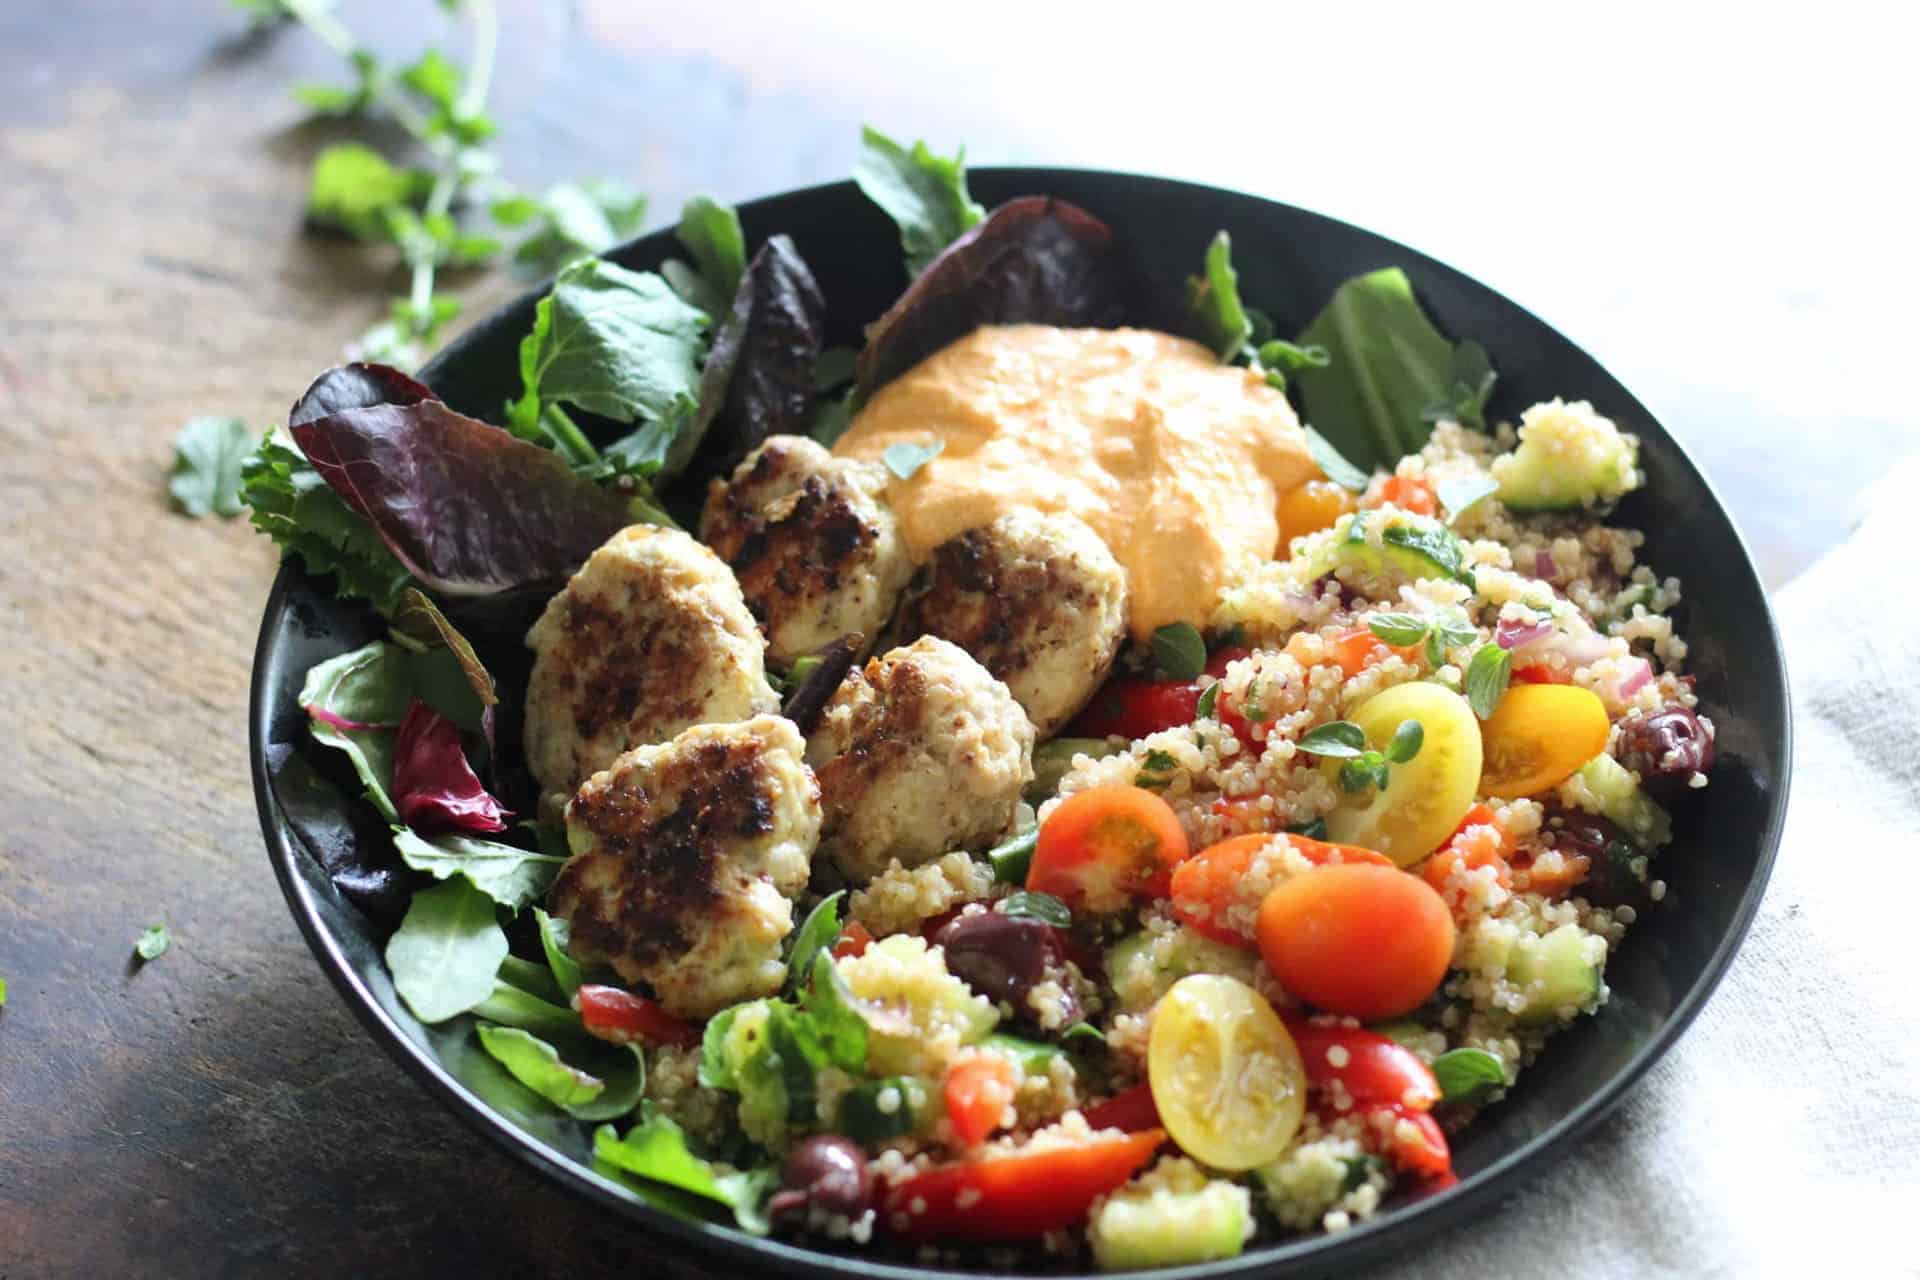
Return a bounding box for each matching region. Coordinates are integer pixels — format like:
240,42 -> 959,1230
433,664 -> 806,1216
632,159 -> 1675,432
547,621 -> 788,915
550,715 -> 821,1019
523,524 -> 778,812
699,435 -> 915,668
889,510 -> 1128,738
806,635 -> 1034,883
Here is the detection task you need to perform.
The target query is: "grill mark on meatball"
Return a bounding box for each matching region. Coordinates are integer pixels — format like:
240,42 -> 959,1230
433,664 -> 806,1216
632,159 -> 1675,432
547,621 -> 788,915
896,538 -> 1097,684
815,656 -> 929,823
559,737 -> 786,977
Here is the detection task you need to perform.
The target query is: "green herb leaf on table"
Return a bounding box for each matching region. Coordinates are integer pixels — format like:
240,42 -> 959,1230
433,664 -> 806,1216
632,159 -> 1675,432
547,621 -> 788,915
1432,1046 -> 1507,1104
1297,720 -> 1368,759
534,907 -> 584,999
385,878 -> 509,1024
1385,718 -> 1425,764
853,125 -> 985,278
1367,613 -> 1431,647
306,142 -> 433,240
1001,891 -> 1072,928
1295,267 -> 1458,472
785,891 -> 846,995
882,439 -> 944,481
299,639 -> 413,820
135,925 -> 170,962
1149,621 -> 1207,681
0,977 -> 8,1007
507,258 -> 710,473
594,1111 -> 780,1235
1186,231 -> 1252,361
500,181 -> 649,277
1436,472 -> 1500,524
168,416 -> 253,518
662,195 -> 747,319
392,827 -> 564,911
1466,643 -> 1514,719
1303,425 -> 1372,493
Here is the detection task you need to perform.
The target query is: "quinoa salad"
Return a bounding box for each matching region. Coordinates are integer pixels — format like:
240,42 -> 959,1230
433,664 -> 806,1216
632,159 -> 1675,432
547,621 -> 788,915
253,132 -> 1717,1273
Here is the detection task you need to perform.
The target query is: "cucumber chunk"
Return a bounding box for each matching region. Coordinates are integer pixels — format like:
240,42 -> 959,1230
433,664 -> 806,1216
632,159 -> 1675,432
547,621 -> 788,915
1492,399 -> 1639,511
1308,510 -> 1476,592
1088,1158 -> 1253,1271
836,1075 -> 939,1142
1508,923 -> 1604,1025
1568,754 -> 1672,846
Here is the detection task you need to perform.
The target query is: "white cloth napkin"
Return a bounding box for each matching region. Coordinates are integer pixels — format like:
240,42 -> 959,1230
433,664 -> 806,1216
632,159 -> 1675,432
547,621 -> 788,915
1378,459 -> 1920,1278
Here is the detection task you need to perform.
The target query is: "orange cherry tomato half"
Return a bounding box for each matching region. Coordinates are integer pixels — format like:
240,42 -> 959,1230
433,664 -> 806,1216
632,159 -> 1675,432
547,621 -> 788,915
1256,863 -> 1455,1019
1171,833 -> 1392,946
1031,786 -> 1189,912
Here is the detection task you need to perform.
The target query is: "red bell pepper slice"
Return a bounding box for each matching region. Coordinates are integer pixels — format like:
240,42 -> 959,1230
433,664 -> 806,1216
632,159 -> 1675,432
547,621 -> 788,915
576,984 -> 700,1048
882,1129 -> 1165,1241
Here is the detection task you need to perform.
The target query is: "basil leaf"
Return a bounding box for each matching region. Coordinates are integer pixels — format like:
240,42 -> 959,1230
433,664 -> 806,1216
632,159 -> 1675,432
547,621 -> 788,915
300,640 -> 412,821
169,416 -> 252,518
1195,682 -> 1220,721
1367,613 -> 1431,647
786,891 -> 846,995
1466,643 -> 1514,719
135,924 -> 170,962
882,439 -> 944,480
1432,1046 -> 1507,1104
507,258 -> 709,474
393,827 -> 564,911
1303,425 -> 1372,493
385,878 -> 508,1024
662,194 -> 747,319
1287,817 -> 1329,841
1001,891 -> 1072,928
1436,472 -> 1500,524
988,829 -> 1038,884
1149,621 -> 1207,680
476,1023 -> 645,1121
853,126 -> 984,278
1386,718 -> 1425,764
1186,230 -> 1251,360
472,978 -> 583,1041
534,907 -> 583,999
1297,720 -> 1367,759
594,1111 -> 780,1234
1296,267 -> 1456,472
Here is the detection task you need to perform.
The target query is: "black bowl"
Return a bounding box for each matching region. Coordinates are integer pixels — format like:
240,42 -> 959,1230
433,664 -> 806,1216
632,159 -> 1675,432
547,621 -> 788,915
250,168 -> 1791,1277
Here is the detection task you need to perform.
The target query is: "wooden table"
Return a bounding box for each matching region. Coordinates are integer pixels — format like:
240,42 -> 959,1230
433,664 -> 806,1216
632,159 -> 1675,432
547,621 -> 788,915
1,2 -> 1910,1274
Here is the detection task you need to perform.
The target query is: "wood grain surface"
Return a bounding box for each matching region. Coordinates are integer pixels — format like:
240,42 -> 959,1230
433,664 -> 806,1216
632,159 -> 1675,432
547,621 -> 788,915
0,2 -> 1909,1276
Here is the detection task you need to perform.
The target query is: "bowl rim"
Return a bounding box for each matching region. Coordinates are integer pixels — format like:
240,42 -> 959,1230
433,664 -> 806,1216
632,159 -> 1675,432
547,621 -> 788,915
249,165 -> 1792,1279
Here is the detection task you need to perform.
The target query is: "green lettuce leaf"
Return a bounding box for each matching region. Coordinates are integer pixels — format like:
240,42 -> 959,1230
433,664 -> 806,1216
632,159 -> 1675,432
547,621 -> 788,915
1186,231 -> 1251,360
662,195 -> 747,319
240,435 -> 414,614
391,827 -> 565,910
534,907 -> 584,999
299,639 -> 413,821
384,878 -> 508,1023
476,1024 -> 645,1122
593,1110 -> 779,1234
496,181 -> 649,277
852,125 -> 984,277
473,977 -> 584,1041
784,891 -> 844,995
1295,267 -> 1455,472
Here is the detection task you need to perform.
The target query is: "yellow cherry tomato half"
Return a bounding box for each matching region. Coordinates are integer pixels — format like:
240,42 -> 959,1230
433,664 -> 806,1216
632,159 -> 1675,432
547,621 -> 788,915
1478,684 -> 1611,797
1147,974 -> 1306,1171
1324,682 -> 1482,867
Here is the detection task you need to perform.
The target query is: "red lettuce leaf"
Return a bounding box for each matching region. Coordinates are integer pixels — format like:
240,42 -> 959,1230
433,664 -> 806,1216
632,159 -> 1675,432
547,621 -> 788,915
391,700 -> 512,835
291,362 -> 434,426
289,378 -> 633,596
673,234 -> 827,482
853,196 -> 1128,397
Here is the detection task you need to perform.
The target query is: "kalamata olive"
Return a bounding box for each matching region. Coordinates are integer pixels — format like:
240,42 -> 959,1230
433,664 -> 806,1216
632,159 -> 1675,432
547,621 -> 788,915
769,1135 -> 873,1222
933,911 -> 1083,1028
1614,705 -> 1714,794
1539,804 -> 1646,907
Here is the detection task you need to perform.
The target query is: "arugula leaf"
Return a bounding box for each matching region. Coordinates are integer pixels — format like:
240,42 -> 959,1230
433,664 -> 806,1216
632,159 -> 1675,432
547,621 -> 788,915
392,827 -> 563,910
299,639 -> 413,821
498,181 -> 649,276
1368,613 -> 1430,647
1149,621 -> 1207,681
663,195 -> 747,319
1297,720 -> 1368,759
476,1024 -> 644,1121
506,258 -> 709,472
169,416 -> 253,518
1296,267 -> 1456,472
1466,643 -> 1514,719
385,878 -> 508,1023
1186,231 -> 1252,360
1432,1046 -> 1507,1104
473,978 -> 583,1041
306,143 -> 432,239
882,439 -> 944,480
1001,891 -> 1072,928
135,924 -> 170,962
241,435 -> 414,613
785,891 -> 845,995
1436,472 -> 1500,524
853,126 -> 984,278
534,907 -> 583,999
497,954 -> 566,1005
594,1111 -> 779,1234
1303,425 -> 1372,493
1385,718 -> 1425,764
